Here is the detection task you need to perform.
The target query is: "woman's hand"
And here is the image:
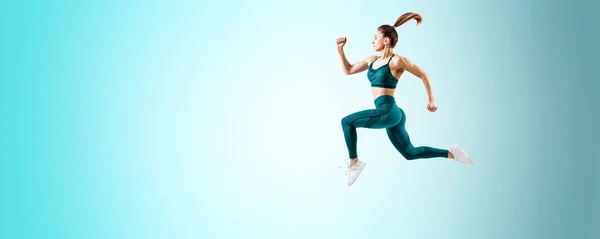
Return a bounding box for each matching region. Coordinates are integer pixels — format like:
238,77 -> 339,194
336,36 -> 347,49
427,101 -> 438,112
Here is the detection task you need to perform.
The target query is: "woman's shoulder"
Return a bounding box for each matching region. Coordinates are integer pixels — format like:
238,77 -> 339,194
391,54 -> 406,61
364,55 -> 378,63
390,54 -> 409,69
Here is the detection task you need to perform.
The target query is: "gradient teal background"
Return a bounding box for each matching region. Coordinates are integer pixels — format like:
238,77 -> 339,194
1,0 -> 599,238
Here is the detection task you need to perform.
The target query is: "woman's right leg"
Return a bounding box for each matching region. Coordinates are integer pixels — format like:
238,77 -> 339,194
342,108 -> 391,187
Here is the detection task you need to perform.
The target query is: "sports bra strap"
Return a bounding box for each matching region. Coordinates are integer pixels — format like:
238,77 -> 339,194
370,54 -> 395,67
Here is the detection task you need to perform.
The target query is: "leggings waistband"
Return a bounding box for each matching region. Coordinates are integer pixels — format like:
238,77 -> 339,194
374,95 -> 396,106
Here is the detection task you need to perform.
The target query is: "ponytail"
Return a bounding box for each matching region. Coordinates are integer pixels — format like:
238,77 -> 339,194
393,12 -> 422,28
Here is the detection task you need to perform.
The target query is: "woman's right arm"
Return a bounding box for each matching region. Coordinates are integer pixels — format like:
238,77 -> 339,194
336,37 -> 370,75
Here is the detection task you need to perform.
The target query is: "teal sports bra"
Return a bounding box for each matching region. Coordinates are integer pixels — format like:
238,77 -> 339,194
367,54 -> 399,89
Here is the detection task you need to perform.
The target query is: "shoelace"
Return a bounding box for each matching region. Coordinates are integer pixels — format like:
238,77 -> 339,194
337,158 -> 357,176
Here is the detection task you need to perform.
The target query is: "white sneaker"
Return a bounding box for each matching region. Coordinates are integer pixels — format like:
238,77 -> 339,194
337,158 -> 367,186
450,145 -> 473,165
346,160 -> 366,186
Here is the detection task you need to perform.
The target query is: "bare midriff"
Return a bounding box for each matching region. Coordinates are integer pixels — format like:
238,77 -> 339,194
371,87 -> 395,100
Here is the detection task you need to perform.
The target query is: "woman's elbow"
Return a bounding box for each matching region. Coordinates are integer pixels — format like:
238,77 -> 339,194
343,67 -> 352,75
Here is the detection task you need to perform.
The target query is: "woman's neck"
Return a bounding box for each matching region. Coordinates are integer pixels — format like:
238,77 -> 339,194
381,48 -> 394,60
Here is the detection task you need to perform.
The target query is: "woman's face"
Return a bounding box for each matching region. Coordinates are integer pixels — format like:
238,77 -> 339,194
371,30 -> 386,51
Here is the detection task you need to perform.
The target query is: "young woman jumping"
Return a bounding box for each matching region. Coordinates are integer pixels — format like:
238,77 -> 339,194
337,12 -> 473,186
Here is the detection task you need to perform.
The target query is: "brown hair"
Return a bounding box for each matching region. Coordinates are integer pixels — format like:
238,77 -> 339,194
378,12 -> 423,48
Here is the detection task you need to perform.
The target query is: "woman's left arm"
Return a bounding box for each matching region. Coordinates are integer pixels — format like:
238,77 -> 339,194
392,56 -> 438,112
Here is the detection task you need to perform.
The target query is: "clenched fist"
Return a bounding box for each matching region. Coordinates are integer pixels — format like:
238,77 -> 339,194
336,36 -> 347,49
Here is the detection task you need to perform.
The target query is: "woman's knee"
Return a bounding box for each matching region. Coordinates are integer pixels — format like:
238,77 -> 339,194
341,116 -> 354,129
399,147 -> 418,160
403,153 -> 419,160
341,116 -> 349,126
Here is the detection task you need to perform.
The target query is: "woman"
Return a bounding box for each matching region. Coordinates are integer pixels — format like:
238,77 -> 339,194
337,12 -> 473,186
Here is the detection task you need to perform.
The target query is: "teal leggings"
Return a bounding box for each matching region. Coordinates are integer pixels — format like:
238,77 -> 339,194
341,95 -> 449,160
